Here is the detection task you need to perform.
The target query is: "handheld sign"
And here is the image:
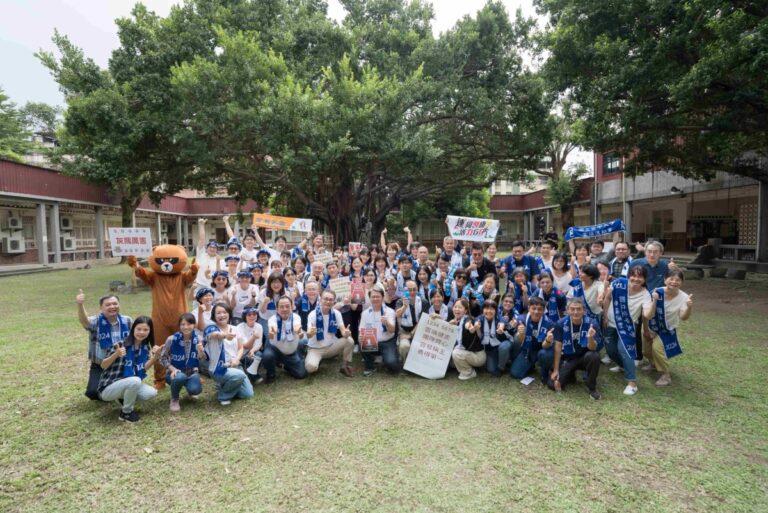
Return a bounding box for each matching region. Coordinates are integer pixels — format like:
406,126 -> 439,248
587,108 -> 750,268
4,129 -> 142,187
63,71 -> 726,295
446,215 -> 500,242
359,327 -> 378,352
314,252 -> 335,266
349,242 -> 362,256
108,227 -> 153,257
328,277 -> 351,300
350,280 -> 366,303
403,313 -> 456,379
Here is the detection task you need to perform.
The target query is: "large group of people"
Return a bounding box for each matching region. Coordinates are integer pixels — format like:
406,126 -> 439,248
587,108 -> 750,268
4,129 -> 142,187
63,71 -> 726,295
78,217 -> 693,422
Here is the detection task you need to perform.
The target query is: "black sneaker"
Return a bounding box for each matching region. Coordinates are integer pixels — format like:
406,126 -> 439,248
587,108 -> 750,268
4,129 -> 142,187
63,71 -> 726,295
589,390 -> 602,401
119,410 -> 140,423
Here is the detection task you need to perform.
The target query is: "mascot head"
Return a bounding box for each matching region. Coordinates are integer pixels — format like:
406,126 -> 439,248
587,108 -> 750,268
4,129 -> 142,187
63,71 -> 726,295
149,244 -> 188,274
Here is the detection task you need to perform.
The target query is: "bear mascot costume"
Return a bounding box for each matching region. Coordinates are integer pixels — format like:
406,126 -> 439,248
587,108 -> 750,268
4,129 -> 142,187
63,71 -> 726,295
128,245 -> 198,389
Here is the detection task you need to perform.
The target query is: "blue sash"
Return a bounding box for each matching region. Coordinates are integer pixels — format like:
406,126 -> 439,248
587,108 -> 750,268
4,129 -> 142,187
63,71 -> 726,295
97,314 -> 130,350
496,306 -> 517,324
648,288 -> 682,359
512,282 -> 533,313
122,343 -> 149,380
569,278 -> 597,323
565,219 -> 625,241
521,314 -> 548,352
276,315 -> 295,341
535,255 -> 548,275
537,288 -> 562,323
315,306 -> 338,341
204,325 -> 228,377
321,274 -> 330,290
561,318 -> 591,357
298,294 -> 315,313
169,331 -> 199,372
611,277 -> 637,359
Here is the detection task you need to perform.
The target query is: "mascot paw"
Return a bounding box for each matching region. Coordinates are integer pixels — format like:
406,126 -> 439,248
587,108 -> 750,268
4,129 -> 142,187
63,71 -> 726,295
126,255 -> 138,268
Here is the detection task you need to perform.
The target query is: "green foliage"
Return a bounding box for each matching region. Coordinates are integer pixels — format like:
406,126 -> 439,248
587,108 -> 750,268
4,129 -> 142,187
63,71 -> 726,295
537,0 -> 768,182
0,88 -> 31,162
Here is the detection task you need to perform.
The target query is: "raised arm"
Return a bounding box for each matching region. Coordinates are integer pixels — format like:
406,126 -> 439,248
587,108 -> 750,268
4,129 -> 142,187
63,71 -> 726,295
404,226 -> 413,248
75,289 -> 90,330
127,256 -> 155,285
380,227 -> 387,250
250,223 -> 268,248
197,218 -> 207,248
223,215 -> 234,239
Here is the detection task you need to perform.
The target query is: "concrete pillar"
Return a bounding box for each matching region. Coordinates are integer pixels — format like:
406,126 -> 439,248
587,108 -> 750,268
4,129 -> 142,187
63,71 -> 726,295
623,201 -> 633,242
176,216 -> 182,246
758,181 -> 768,263
35,203 -> 48,265
545,209 -> 551,233
183,218 -> 190,250
51,202 -> 61,263
156,213 -> 163,245
522,213 -> 529,241
95,207 -> 105,259
131,212 -> 136,227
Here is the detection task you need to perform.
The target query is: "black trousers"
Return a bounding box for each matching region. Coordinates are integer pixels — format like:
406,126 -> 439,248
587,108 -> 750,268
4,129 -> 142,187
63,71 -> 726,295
547,351 -> 601,392
85,362 -> 102,400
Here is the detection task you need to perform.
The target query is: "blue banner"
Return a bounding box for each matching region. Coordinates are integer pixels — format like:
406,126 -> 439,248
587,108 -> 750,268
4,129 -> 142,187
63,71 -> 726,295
565,219 -> 626,241
611,277 -> 637,360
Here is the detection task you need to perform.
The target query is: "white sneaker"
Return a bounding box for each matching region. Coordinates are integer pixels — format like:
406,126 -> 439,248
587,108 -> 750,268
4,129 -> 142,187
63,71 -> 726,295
458,369 -> 477,380
634,360 -> 643,367
623,385 -> 638,396
219,400 -> 232,406
601,355 -> 612,365
609,366 -> 621,373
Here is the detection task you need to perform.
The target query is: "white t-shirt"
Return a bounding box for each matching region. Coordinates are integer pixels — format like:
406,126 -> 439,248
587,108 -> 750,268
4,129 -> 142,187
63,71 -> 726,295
240,247 -> 259,264
235,321 -> 263,352
192,306 -> 215,341
567,280 -> 605,315
360,305 -> 396,343
204,325 -> 241,375
195,247 -> 218,288
258,290 -> 280,320
552,270 -> 572,295
607,287 -> 652,329
268,313 -> 302,355
212,286 -> 230,303
307,308 -> 345,349
540,256 -> 553,272
229,283 -> 258,318
657,289 -> 690,330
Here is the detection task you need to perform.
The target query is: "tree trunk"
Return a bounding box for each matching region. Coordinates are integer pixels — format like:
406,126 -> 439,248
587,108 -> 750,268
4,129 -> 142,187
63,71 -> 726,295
120,196 -> 135,228
560,204 -> 574,234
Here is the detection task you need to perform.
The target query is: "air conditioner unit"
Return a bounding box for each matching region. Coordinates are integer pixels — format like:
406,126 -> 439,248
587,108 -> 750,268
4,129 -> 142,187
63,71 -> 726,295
6,216 -> 22,231
1,233 -> 25,254
60,216 -> 74,231
61,234 -> 77,251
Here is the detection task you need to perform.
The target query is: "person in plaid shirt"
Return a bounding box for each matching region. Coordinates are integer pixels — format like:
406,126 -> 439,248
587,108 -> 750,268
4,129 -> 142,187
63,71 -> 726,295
98,316 -> 161,423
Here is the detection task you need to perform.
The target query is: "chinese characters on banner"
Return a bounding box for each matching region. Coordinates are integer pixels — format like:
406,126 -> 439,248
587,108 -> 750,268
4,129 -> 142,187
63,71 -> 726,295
314,252 -> 335,266
251,213 -> 313,232
108,227 -> 153,257
446,215 -> 500,242
403,313 -> 456,379
359,327 -> 378,352
328,277 -> 351,300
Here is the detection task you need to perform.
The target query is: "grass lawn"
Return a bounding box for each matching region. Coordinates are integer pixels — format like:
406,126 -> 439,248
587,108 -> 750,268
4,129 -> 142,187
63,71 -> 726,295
1,264 -> 767,513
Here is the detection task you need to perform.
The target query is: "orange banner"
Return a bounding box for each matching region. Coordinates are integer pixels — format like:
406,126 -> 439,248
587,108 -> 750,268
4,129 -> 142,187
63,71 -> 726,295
251,213 -> 312,232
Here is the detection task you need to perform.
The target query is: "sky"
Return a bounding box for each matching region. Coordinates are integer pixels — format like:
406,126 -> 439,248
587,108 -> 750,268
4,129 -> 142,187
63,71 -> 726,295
0,0 -> 590,169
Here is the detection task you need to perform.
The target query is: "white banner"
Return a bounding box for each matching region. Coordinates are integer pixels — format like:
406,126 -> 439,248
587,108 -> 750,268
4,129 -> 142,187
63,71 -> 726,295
314,252 -> 335,266
403,313 -> 456,379
108,227 -> 153,257
446,215 -> 500,242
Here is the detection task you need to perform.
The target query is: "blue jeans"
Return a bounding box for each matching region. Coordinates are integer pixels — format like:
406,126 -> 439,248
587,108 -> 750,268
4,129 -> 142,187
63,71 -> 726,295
509,341 -> 535,379
212,368 -> 253,402
537,347 -> 554,383
604,326 -> 636,381
261,341 -> 308,380
165,371 -> 203,400
362,337 -> 400,373
485,340 -> 512,376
